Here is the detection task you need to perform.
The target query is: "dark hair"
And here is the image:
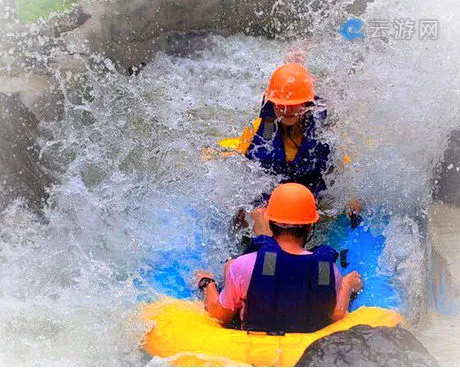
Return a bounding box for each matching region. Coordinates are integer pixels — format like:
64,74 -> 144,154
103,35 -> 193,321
269,221 -> 313,245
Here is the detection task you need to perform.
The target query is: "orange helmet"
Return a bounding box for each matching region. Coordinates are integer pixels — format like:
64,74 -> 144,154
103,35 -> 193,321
265,183 -> 319,225
265,63 -> 315,106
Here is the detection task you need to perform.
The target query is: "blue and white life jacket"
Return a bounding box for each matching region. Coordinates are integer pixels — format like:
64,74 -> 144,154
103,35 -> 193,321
243,235 -> 338,333
245,98 -> 331,195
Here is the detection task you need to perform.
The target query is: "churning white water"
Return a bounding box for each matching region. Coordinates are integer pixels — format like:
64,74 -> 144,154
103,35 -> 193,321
0,0 -> 459,365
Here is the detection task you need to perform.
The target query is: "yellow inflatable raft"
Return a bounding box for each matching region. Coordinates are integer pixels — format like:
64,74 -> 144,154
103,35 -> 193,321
143,298 -> 403,367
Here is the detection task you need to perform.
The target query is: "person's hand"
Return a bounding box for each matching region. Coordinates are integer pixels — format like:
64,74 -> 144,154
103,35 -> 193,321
343,271 -> 363,293
345,199 -> 362,218
195,270 -> 215,288
250,207 -> 266,222
200,147 -> 219,162
232,208 -> 249,231
200,147 -> 237,162
250,207 -> 273,236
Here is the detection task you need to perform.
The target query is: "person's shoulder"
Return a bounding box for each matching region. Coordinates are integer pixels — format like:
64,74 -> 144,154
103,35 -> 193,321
230,252 -> 258,273
252,234 -> 276,245
234,251 -> 257,264
311,244 -> 339,261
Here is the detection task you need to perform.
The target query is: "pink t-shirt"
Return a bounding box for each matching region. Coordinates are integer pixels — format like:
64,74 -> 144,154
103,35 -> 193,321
219,250 -> 342,320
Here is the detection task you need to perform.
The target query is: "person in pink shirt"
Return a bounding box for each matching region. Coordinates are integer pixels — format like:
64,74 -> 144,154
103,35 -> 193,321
196,183 -> 363,332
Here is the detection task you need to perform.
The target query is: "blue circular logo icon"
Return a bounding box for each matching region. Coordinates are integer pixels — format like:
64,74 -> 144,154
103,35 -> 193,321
339,18 -> 365,41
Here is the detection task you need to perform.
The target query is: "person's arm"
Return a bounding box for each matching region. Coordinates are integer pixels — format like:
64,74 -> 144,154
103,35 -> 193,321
202,281 -> 235,324
200,147 -> 239,161
331,270 -> 363,322
250,207 -> 273,236
195,270 -> 236,325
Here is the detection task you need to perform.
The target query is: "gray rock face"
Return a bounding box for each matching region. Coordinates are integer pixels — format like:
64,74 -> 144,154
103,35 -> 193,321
295,325 -> 439,367
70,0 -> 378,69
0,5 -> 89,76
0,93 -> 50,210
70,0 -> 278,68
434,128 -> 460,207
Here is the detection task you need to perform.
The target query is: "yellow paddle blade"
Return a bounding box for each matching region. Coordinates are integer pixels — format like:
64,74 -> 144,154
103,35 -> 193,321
217,137 -> 241,150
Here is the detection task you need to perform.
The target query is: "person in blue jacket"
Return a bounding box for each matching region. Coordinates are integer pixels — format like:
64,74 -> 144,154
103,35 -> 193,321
236,62 -> 330,197
196,183 -> 363,332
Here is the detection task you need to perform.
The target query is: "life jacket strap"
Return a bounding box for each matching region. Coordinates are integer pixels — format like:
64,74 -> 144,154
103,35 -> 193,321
261,119 -> 276,140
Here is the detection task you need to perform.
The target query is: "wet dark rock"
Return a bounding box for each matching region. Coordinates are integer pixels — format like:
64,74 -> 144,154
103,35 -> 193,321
43,5 -> 91,38
156,31 -> 227,58
0,3 -> 90,76
69,0 -> 349,69
295,325 -> 439,367
69,0 -> 272,68
0,93 -> 51,210
29,85 -> 66,122
0,75 -> 63,122
434,128 -> 460,207
0,0 -> 377,77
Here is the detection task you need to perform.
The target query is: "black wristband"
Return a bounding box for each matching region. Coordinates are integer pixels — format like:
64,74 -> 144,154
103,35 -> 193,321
198,277 -> 216,290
